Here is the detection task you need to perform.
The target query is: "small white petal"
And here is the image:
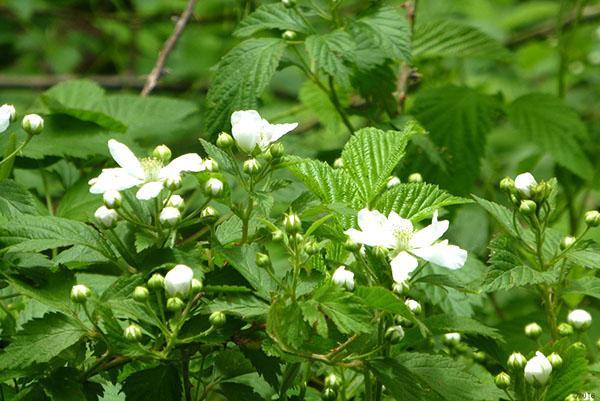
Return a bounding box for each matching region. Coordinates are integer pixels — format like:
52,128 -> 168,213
0,107 -> 11,133
409,210 -> 449,249
164,264 -> 194,298
332,266 -> 355,290
89,168 -> 142,194
231,110 -> 263,153
390,251 -> 419,284
515,172 -> 537,197
108,139 -> 145,178
411,240 -> 467,269
261,122 -> 298,146
387,212 -> 413,233
136,181 -> 164,200
162,153 -> 204,175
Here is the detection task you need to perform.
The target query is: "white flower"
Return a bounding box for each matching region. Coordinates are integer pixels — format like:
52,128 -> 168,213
524,351 -> 552,386
444,332 -> 461,344
164,264 -> 194,298
21,114 -> 44,135
404,299 -> 422,314
0,104 -> 15,133
94,206 -> 118,228
514,172 -> 537,197
204,178 -> 224,197
332,266 -> 355,290
89,139 -> 204,200
345,209 -> 467,284
567,309 -> 592,330
160,207 -> 181,226
231,110 -> 297,153
167,195 -> 184,210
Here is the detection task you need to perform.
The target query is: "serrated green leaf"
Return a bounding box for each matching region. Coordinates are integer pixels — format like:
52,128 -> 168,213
267,298 -> 310,350
565,277 -> 600,299
206,295 -> 269,319
546,346 -> 588,401
3,268 -> 75,313
483,265 -> 558,292
367,358 -> 441,401
376,183 -> 468,222
354,286 -> 424,331
412,86 -> 500,194
55,176 -> 101,221
312,283 -> 372,334
473,196 -> 519,237
199,138 -> 237,174
0,180 -> 40,218
567,243 -> 600,269
508,93 -> 593,179
420,314 -> 502,340
121,365 -> 181,401
305,31 -> 355,86
205,38 -> 286,133
413,20 -> 509,60
235,3 -> 311,37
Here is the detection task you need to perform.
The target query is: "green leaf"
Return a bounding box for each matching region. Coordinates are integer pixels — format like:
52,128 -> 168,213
473,195 -> 519,237
205,38 -> 286,133
287,157 -> 356,205
206,295 -> 269,319
483,265 -> 558,292
199,138 -> 237,174
565,277 -> 600,299
0,215 -> 114,260
235,3 -> 311,37
412,86 -> 501,194
99,382 -> 125,401
507,93 -> 593,179
351,5 -> 411,62
312,283 -> 372,334
341,122 -> 422,204
354,286 -> 423,330
546,346 -> 588,401
419,314 -> 502,340
267,298 -> 310,350
0,312 -> 86,378
0,180 -> 40,218
3,268 -> 75,313
55,176 -> 101,221
121,365 -> 181,401
567,243 -> 600,269
367,358 -> 440,401
376,183 -> 468,222
299,80 -> 348,134
305,31 -> 355,86
413,20 -> 509,60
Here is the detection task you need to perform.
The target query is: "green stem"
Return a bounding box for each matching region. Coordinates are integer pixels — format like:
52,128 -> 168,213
0,134 -> 32,167
327,75 -> 354,134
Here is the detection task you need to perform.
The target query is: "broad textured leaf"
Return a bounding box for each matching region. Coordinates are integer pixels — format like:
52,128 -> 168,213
305,31 -> 355,86
341,123 -> 422,204
55,176 -> 101,221
508,93 -> 593,179
312,283 -> 372,334
0,180 -> 40,218
368,358 -> 441,401
473,196 -> 519,237
299,80 -> 348,134
205,38 -> 286,133
413,20 -> 509,60
565,277 -> 600,299
376,183 -> 468,222
267,298 -> 310,349
235,3 -> 311,37
567,243 -> 600,269
121,365 -> 181,401
206,296 -> 269,319
199,138 -> 237,174
354,286 -> 423,330
0,312 -> 86,376
483,265 -> 558,292
546,346 -> 588,401
4,268 -> 75,313
419,314 -> 502,340
412,86 -> 500,194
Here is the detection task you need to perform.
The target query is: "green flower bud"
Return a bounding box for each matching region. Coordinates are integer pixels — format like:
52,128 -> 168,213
22,114 -> 44,135
333,158 -> 344,169
191,278 -> 203,294
124,323 -> 143,342
216,132 -> 234,149
564,394 -> 579,401
164,172 -> 182,191
392,281 -> 410,296
405,298 -> 422,314
282,30 -> 297,41
560,236 -> 576,250
385,325 -> 405,344
584,210 -> 600,227
269,143 -> 284,158
283,212 -> 302,234
167,297 -> 185,312
324,373 -> 340,390
147,273 -> 165,290
596,338 -> 600,350
201,206 -> 219,219
209,311 -> 227,327
243,158 -> 261,175
547,353 -> 562,368
103,190 -> 122,209
519,200 -> 537,215
473,351 -> 487,363
256,252 -> 270,267
272,229 -> 284,241
408,172 -> 423,183
344,238 -> 360,252
571,341 -> 586,351
152,144 -> 171,163
443,332 -> 461,346
525,322 -> 542,339
507,352 -> 527,370
499,177 -> 515,192
322,388 -> 337,401
281,0 -> 296,8
203,158 -> 219,172
373,246 -> 389,258
494,372 -> 511,389
386,176 -> 401,188
557,323 -> 574,336
70,284 -> 91,303
133,286 -> 149,302
304,240 -> 319,255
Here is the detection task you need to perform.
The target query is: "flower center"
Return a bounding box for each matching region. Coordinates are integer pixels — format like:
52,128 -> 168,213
141,157 -> 163,181
393,220 -> 413,251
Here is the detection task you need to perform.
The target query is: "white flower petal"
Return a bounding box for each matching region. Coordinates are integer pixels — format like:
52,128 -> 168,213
387,211 -> 413,233
136,181 -> 164,200
162,153 -> 204,176
346,209 -> 397,248
108,139 -> 144,178
231,110 -> 263,153
515,172 -> 537,196
410,210 -> 449,248
390,251 -> 419,284
411,240 -> 467,270
0,108 -> 10,133
261,122 -> 298,145
89,168 -> 142,194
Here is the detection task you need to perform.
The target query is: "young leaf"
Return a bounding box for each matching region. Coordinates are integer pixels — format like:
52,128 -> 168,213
267,298 -> 311,349
234,3 -> 311,37
312,283 -> 372,334
546,345 -> 588,401
483,265 -> 558,292
472,196 -> 519,238
305,31 -> 355,86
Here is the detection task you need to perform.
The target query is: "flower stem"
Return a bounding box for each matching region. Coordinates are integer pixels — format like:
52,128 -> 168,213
0,134 -> 32,167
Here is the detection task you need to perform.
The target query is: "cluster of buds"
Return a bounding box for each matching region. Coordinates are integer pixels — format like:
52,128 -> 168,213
502,350 -> 557,393
142,265 -> 204,315
499,173 -> 553,215
0,104 -> 44,136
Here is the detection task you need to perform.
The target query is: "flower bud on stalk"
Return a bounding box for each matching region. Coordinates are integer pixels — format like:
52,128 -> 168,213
524,351 -> 552,386
385,325 -> 405,344
201,206 -> 219,219
514,172 -> 537,198
243,158 -> 261,175
133,286 -> 149,302
408,172 -> 423,183
191,278 -> 203,294
152,145 -> 171,163
596,338 -> 600,350
519,200 -> 537,215
203,158 -> 219,172
332,266 -> 354,290
392,281 -> 410,296
499,177 -> 515,192
282,30 -> 297,41
344,238 -> 360,252
71,284 -> 91,303
255,252 -> 270,267
164,172 -> 182,191
333,158 -> 344,169
124,324 -> 143,342
324,373 -> 340,390
95,206 -> 118,228
507,352 -> 527,370
557,323 -> 574,337
159,207 -> 181,227
322,388 -> 337,401
584,210 -> 600,227
304,240 -> 319,255
269,143 -> 284,158
473,351 -> 487,363
147,273 -> 165,290
525,322 -> 543,339
217,132 -> 234,149
386,176 -> 401,188
271,229 -> 284,241
167,297 -> 185,312
547,353 -> 562,369
22,114 -> 44,135
281,0 -> 296,8
164,264 -> 194,298
1,104 -> 16,122
494,372 -> 511,389
103,190 -> 122,209
283,212 -> 302,234
567,309 -> 592,331
565,394 -> 579,401
204,178 -> 224,197
209,311 -> 227,327
443,332 -> 461,346
404,299 -> 422,314
560,236 -> 576,250
167,195 -> 185,211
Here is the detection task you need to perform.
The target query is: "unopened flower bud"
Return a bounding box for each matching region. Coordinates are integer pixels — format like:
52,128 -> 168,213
256,252 -> 270,267
282,30 -> 297,41
473,351 -> 487,363
332,266 -> 354,290
103,190 -> 122,209
499,177 -> 515,192
1,104 -> 16,122
95,206 -> 118,228
159,206 -> 181,227
164,172 -> 182,190
22,114 -> 44,135
164,264 -> 194,298
269,143 -> 284,158
443,332 -> 461,346
385,325 -> 405,344
324,373 -> 340,390
272,229 -> 284,241
408,172 -> 423,183
281,0 -> 296,8
519,200 -> 537,215
558,323 -> 574,337
514,172 -> 537,198
322,388 -> 336,401
571,341 -> 586,351
243,158 -> 261,175
333,158 -> 344,169
124,323 -> 143,342
70,284 -> 91,303
304,240 -> 319,255
584,210 -> 600,227
344,238 -> 360,252
283,212 -> 302,233
404,299 -> 422,314
152,144 -> 171,163
392,281 -> 410,295
507,352 -> 527,370
494,372 -> 511,389
525,322 -> 542,339
167,297 -> 185,312
133,286 -> 149,302
147,273 -> 165,290
524,351 -> 552,386
217,132 -> 234,149
201,206 -> 218,219
204,178 -> 224,197
203,158 -> 219,172
567,309 -> 592,331
191,278 -> 203,294
209,311 -> 227,327
560,236 -> 576,250
293,232 -> 304,243
386,176 -> 401,188
373,246 -> 389,258
547,352 -> 562,368
167,195 -> 185,210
